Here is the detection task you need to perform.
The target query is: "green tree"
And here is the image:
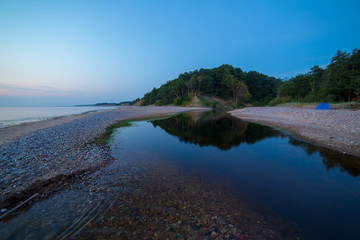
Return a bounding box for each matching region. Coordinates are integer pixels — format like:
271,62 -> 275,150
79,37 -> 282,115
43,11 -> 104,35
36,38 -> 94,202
308,65 -> 324,92
234,81 -> 251,106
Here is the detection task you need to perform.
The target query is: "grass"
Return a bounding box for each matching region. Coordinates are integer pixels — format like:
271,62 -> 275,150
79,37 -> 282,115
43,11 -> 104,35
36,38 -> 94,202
91,120 -> 132,145
91,115 -> 177,146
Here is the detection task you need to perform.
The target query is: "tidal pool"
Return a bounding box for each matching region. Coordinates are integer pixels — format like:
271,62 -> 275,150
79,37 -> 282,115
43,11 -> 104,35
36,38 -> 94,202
1,111 -> 360,239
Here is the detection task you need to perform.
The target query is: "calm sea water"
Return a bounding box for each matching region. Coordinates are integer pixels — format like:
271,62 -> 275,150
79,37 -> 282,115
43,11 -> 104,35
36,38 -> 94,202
1,111 -> 359,239
0,106 -> 117,128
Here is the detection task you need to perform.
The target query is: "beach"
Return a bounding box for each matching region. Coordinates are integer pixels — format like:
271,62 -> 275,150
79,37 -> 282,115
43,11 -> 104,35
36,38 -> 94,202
229,107 -> 360,157
0,107 -> 307,239
2,105 -> 359,239
0,106 -> 208,209
2,105 -> 359,209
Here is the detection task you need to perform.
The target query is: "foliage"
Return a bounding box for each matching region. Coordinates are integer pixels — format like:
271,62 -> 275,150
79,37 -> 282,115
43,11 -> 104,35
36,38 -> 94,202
353,97 -> 360,103
197,95 -> 218,108
141,64 -> 280,107
268,97 -> 292,106
142,49 -> 360,107
277,49 -> 360,104
92,121 -> 132,145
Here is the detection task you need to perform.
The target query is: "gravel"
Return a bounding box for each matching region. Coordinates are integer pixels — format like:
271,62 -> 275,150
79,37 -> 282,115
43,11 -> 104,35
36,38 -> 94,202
0,106 -> 207,207
229,106 -> 360,157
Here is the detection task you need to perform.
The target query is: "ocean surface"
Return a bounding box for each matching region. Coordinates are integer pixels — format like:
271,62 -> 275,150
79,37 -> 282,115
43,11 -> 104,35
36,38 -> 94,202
0,106 -> 117,128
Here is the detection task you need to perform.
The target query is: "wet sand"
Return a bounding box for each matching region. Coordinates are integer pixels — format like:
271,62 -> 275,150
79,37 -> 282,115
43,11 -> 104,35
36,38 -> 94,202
229,107 -> 360,157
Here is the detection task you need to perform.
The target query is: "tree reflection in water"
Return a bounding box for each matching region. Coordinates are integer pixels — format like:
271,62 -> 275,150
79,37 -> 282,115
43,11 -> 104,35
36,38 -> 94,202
151,111 -> 360,177
151,111 -> 280,150
289,138 -> 360,177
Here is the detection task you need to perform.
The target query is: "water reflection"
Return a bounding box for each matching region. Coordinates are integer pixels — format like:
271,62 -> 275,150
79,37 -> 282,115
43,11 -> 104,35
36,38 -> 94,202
151,111 -> 280,150
289,138 -> 360,177
152,111 -> 360,177
2,111 -> 360,240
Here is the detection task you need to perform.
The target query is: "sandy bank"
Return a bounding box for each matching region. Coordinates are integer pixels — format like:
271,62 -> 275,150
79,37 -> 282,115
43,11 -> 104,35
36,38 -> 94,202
229,107 -> 360,157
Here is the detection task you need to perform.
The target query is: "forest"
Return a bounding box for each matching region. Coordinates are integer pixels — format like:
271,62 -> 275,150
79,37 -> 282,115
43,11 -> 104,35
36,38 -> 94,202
141,49 -> 360,107
141,64 -> 281,106
272,49 -> 360,105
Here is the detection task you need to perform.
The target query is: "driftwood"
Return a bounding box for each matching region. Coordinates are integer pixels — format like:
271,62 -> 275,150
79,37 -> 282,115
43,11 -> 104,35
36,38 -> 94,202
56,197 -> 117,239
71,197 -> 118,237
0,193 -> 39,220
56,201 -> 102,240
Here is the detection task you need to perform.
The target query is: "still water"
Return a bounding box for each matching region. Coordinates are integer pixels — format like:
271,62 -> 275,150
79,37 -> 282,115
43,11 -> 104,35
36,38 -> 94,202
113,112 -> 360,239
0,106 -> 117,128
1,111 -> 359,239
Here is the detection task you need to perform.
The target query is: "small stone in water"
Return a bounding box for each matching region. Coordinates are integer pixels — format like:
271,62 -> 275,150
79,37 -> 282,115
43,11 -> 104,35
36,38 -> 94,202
1,209 -> 6,213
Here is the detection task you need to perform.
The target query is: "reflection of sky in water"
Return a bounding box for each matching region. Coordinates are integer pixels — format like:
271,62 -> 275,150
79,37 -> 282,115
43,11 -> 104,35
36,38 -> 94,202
114,113 -> 360,240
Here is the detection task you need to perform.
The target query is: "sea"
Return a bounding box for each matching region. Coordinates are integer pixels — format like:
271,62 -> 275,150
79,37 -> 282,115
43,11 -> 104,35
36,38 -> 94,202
0,106 -> 117,128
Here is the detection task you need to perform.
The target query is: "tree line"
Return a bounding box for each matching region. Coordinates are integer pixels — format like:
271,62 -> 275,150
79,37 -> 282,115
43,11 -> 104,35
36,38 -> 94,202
274,49 -> 360,104
141,64 -> 281,106
140,49 -> 360,107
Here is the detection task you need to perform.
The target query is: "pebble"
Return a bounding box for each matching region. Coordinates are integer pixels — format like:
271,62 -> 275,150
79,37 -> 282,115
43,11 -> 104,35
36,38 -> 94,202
230,107 -> 360,156
0,107 -> 200,204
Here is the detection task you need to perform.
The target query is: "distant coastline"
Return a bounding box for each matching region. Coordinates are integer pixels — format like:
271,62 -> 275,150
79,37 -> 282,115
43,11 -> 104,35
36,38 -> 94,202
76,99 -> 141,107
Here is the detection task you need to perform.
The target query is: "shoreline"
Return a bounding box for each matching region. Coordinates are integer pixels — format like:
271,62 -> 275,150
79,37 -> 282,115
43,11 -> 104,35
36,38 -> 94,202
229,107 -> 360,158
0,106 -> 209,210
0,108 -> 118,145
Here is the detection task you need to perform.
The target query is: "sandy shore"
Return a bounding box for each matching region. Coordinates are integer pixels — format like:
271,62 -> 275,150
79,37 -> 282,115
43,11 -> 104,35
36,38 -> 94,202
229,107 -> 360,157
0,106 -> 208,208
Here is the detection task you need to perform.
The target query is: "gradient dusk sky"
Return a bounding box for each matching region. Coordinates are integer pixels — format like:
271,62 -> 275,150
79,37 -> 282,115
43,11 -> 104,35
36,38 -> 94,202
1,0 -> 359,106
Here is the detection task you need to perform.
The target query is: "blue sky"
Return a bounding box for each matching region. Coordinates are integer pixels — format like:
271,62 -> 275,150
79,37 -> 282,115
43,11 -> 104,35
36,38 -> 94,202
1,0 -> 359,106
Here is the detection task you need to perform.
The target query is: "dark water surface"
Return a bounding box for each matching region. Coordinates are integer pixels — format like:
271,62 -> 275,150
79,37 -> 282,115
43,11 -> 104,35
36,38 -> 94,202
120,112 -> 360,239
1,111 -> 360,239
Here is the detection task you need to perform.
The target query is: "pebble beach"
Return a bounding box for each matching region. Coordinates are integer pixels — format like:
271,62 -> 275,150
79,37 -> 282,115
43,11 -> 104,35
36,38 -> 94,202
229,106 -> 360,157
1,105 -> 359,239
0,106 -> 207,209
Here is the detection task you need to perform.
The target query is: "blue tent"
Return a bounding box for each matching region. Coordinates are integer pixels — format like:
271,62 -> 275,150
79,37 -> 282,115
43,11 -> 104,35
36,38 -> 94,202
316,102 -> 331,110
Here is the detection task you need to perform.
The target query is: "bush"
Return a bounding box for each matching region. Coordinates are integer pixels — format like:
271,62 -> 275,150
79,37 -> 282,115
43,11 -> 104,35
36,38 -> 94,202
154,99 -> 165,106
303,92 -> 320,102
352,97 -> 360,103
268,97 -> 292,106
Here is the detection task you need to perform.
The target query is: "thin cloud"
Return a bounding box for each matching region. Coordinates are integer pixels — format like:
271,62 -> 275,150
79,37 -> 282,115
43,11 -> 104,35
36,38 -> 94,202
0,83 -> 85,97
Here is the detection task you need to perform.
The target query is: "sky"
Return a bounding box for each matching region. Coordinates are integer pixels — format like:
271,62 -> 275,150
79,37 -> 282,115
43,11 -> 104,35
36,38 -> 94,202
0,0 -> 359,106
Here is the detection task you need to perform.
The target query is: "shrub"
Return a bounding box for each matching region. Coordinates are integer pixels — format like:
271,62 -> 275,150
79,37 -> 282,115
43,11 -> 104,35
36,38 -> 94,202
268,97 -> 292,106
352,97 -> 360,103
154,99 -> 165,106
303,92 -> 320,102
